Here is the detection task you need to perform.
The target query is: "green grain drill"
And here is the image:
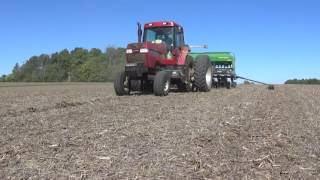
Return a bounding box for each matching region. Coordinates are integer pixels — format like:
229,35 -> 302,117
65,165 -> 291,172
189,52 -> 237,88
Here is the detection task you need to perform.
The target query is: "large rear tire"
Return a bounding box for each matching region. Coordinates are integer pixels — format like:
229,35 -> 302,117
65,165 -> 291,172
153,71 -> 171,96
194,56 -> 212,92
114,72 -> 130,96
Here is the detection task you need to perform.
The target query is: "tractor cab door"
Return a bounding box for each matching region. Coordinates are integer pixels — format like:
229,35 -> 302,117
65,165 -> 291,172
174,26 -> 185,48
173,26 -> 189,65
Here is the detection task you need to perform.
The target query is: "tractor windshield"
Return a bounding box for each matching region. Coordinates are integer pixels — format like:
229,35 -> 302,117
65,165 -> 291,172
143,27 -> 174,49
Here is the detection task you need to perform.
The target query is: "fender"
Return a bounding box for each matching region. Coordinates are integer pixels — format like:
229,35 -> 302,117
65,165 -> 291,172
177,46 -> 190,65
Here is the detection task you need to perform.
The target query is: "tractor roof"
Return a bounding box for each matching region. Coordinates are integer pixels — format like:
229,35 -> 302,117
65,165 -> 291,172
144,21 -> 181,28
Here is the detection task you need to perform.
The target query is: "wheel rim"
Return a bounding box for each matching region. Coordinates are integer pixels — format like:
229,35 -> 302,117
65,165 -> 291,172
205,67 -> 212,87
164,80 -> 169,92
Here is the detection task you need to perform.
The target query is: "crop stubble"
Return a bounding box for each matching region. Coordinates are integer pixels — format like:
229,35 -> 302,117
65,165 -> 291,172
0,83 -> 319,179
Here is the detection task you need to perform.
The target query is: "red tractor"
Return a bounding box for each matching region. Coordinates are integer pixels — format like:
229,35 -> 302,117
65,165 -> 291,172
114,21 -> 213,96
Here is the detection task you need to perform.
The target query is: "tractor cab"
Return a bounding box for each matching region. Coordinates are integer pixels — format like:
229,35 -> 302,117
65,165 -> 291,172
142,22 -> 185,58
126,21 -> 188,68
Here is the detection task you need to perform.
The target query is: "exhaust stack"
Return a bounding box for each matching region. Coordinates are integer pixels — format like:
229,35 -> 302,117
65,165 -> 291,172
137,22 -> 142,43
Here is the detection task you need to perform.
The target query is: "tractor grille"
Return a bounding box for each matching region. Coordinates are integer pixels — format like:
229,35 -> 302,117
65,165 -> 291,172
127,53 -> 146,64
125,63 -> 147,77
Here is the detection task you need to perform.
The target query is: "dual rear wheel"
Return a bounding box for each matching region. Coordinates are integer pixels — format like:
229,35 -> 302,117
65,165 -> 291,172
194,56 -> 213,92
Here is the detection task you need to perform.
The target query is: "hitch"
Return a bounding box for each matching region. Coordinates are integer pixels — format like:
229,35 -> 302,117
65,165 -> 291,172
189,45 -> 208,49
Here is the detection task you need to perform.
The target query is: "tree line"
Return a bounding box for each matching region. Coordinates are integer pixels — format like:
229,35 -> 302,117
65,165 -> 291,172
285,78 -> 320,85
1,49 -> 319,85
0,47 -> 126,82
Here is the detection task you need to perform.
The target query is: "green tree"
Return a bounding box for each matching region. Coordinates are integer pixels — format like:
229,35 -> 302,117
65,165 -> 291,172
90,48 -> 102,57
0,75 -> 6,82
6,47 -> 126,82
285,78 -> 320,84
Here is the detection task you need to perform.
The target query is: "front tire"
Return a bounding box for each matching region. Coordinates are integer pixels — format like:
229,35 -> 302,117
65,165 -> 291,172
114,72 -> 130,96
153,71 -> 171,96
194,56 -> 213,92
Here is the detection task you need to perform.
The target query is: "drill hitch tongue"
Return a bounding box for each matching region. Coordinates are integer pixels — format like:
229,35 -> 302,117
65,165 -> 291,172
189,45 -> 208,49
236,76 -> 275,90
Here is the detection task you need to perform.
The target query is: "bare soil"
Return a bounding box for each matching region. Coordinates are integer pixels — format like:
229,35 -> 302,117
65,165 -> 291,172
0,83 -> 320,179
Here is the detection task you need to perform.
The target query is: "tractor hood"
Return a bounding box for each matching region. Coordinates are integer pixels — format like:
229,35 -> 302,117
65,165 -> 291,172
126,42 -> 168,67
127,42 -> 167,55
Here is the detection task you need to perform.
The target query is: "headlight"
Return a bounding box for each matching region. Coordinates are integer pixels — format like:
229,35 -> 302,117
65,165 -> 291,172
140,48 -> 149,53
125,63 -> 137,67
126,49 -> 133,54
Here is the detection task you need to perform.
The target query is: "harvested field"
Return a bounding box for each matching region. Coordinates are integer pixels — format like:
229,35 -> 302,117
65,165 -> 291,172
0,83 -> 320,179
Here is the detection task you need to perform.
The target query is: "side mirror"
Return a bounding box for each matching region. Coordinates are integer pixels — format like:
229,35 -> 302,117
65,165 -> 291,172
137,22 -> 142,43
170,44 -> 174,51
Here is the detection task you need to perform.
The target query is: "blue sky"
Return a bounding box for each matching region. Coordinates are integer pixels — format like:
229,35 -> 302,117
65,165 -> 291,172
1,0 -> 319,83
